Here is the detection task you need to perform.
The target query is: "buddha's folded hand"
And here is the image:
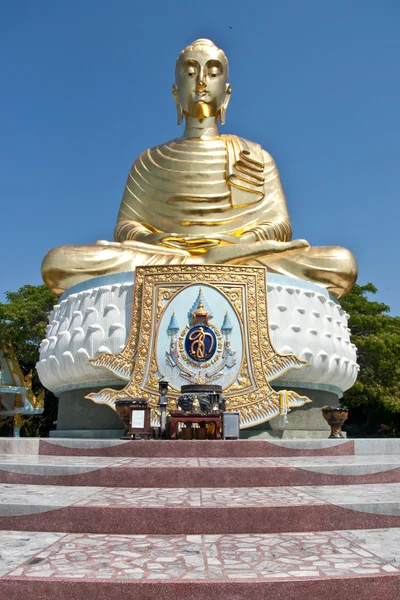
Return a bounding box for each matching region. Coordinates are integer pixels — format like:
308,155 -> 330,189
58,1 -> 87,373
201,238 -> 310,264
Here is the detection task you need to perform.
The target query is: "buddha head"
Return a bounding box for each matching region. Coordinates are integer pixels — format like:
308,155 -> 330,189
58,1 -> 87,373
173,38 -> 232,125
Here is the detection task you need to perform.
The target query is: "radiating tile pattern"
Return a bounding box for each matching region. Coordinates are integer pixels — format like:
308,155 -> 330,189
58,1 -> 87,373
2,529 -> 399,581
203,531 -> 400,579
6,533 -> 206,580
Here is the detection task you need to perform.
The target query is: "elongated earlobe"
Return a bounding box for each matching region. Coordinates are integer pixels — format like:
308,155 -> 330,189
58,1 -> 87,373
172,84 -> 184,125
219,84 -> 232,126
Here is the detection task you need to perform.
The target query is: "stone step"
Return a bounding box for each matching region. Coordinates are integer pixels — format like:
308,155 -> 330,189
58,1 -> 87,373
2,437 -> 400,458
1,437 -> 358,457
1,483 -> 400,535
1,454 -> 400,487
1,438 -> 399,598
0,529 -> 399,599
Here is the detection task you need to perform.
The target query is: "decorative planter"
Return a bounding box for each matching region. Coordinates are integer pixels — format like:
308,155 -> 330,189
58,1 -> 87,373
181,426 -> 193,440
195,427 -> 207,440
206,422 -> 217,439
322,408 -> 349,439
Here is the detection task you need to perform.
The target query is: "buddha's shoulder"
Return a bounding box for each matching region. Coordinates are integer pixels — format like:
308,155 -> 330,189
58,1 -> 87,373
133,136 -> 226,162
131,135 -> 276,168
222,134 -> 277,167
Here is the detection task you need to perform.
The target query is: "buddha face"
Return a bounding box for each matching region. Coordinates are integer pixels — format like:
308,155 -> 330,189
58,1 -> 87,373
174,39 -> 231,120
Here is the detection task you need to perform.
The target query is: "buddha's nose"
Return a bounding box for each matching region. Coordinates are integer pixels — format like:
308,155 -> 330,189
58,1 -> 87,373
196,79 -> 206,91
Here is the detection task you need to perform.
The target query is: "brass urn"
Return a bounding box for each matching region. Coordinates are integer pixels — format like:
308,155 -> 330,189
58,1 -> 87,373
321,407 -> 349,439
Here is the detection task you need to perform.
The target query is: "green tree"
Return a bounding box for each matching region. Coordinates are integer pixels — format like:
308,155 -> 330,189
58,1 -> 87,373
0,284 -> 58,436
341,283 -> 400,435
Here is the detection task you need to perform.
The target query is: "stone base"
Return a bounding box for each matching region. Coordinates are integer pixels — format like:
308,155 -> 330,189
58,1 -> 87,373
240,430 -> 346,440
37,271 -> 358,437
49,429 -> 124,439
238,385 -> 335,439
54,385 -> 337,439
56,387 -> 124,432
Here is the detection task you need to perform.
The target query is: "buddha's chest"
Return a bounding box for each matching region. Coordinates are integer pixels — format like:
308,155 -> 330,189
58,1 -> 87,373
135,138 -> 230,201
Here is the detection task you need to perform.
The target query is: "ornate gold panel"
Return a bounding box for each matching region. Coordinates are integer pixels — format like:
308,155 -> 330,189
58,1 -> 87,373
86,265 -> 311,428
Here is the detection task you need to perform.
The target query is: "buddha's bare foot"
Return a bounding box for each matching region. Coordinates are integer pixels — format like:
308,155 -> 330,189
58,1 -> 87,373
271,239 -> 310,252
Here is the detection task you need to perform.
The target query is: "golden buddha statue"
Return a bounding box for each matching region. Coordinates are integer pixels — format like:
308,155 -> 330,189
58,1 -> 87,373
42,38 -> 357,299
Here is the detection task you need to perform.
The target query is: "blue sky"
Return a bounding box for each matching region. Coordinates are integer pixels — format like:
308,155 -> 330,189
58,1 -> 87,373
1,1 -> 399,315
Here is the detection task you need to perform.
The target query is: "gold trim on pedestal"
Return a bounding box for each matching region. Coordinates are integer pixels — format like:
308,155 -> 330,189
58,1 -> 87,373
86,265 -> 311,428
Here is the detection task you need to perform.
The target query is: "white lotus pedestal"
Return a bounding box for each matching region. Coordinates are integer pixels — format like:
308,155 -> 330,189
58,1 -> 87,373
37,267 -> 358,439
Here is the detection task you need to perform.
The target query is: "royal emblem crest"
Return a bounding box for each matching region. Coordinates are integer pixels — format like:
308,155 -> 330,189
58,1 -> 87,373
165,288 -> 237,384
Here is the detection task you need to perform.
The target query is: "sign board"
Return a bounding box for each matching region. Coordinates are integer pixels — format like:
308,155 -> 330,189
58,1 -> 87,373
131,410 -> 145,429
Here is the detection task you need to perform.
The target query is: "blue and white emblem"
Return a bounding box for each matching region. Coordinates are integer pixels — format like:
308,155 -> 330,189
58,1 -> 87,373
158,286 -> 240,388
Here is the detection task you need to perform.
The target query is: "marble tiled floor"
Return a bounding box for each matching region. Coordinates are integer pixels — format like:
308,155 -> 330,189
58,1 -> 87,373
197,456 -> 400,475
0,482 -> 399,515
0,456 -> 206,468
0,531 -> 64,577
1,454 -> 400,473
76,487 -> 202,507
272,455 -> 400,475
296,483 -> 400,504
0,529 -> 399,581
0,441 -> 399,594
0,484 -> 102,507
2,455 -> 400,467
72,486 -> 325,508
0,455 -> 122,476
0,456 -> 120,466
199,487 -> 324,507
